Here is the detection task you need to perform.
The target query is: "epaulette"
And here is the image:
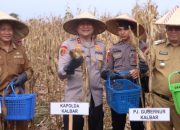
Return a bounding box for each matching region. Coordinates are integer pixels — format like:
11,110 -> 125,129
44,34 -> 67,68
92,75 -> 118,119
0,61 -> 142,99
113,39 -> 123,45
113,42 -> 119,45
96,40 -> 102,44
96,39 -> 101,42
153,39 -> 166,45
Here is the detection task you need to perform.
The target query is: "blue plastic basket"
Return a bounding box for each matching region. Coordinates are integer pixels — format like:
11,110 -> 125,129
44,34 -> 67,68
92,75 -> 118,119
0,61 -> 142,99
0,81 -> 36,120
105,72 -> 141,114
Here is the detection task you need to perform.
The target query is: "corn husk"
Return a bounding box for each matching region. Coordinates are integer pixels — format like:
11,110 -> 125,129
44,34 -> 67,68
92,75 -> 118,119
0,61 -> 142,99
129,28 -> 146,62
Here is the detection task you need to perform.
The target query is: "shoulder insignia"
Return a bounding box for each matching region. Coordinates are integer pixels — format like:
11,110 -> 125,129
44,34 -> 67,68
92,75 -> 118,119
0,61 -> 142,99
96,40 -> 105,46
113,42 -> 119,45
95,44 -> 102,52
96,39 -> 101,42
59,45 -> 68,56
153,39 -> 166,45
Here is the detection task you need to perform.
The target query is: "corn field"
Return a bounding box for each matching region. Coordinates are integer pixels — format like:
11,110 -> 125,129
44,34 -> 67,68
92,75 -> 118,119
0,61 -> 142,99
22,1 -> 166,130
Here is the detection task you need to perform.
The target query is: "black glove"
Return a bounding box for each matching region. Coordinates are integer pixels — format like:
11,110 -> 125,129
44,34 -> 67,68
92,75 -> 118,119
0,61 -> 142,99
101,70 -> 123,80
64,56 -> 83,75
13,72 -> 28,87
139,60 -> 148,74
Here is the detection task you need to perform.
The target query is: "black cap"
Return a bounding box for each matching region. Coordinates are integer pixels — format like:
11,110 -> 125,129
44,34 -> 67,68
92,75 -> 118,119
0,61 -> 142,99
118,20 -> 135,30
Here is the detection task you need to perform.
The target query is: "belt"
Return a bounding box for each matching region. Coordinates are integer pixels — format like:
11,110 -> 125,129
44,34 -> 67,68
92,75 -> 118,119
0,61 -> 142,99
153,91 -> 171,101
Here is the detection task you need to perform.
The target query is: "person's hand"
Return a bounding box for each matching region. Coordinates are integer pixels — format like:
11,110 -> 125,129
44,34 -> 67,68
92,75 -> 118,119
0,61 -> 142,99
64,56 -> 83,74
101,70 -> 110,80
13,72 -> 28,87
101,70 -> 123,80
129,69 -> 139,79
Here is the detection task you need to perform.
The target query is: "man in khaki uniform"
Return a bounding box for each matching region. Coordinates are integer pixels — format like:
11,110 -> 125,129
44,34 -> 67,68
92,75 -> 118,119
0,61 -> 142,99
0,11 -> 33,130
150,6 -> 180,130
58,12 -> 106,130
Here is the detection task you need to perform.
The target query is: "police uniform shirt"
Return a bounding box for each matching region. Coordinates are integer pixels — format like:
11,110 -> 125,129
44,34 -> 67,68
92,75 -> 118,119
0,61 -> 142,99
107,41 -> 147,72
58,37 -> 106,107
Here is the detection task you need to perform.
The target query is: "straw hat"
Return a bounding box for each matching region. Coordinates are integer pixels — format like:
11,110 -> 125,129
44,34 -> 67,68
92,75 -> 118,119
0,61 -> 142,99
0,11 -> 29,40
155,6 -> 180,26
106,14 -> 144,36
63,12 -> 106,35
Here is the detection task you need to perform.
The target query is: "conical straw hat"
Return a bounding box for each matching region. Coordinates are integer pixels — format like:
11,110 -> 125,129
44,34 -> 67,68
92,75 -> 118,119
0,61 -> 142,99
0,11 -> 29,40
63,12 -> 106,35
106,14 -> 144,36
155,6 -> 180,26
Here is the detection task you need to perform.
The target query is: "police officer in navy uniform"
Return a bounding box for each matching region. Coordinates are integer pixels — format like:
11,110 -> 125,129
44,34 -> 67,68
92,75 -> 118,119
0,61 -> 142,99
58,12 -> 106,130
101,14 -> 148,130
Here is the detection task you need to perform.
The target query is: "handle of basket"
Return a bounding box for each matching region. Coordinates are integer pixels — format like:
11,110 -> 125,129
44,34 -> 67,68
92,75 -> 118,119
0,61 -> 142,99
107,75 -> 111,88
107,70 -> 131,88
4,81 -> 17,96
168,70 -> 180,91
1,81 -> 17,118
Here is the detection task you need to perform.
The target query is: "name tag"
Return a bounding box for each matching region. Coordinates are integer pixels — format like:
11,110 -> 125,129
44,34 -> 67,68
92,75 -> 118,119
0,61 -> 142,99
159,51 -> 168,55
129,108 -> 170,121
50,102 -> 89,115
113,52 -> 122,59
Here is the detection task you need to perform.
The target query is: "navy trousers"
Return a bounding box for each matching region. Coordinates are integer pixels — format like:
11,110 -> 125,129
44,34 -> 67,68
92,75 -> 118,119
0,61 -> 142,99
63,97 -> 104,130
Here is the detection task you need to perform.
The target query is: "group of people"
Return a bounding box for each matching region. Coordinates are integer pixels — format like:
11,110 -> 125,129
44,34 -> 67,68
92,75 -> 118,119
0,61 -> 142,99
58,6 -> 180,130
0,6 -> 180,130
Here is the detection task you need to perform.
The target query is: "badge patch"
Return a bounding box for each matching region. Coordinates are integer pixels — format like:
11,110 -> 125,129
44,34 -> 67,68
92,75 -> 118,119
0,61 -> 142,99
75,44 -> 81,52
60,46 -> 68,56
16,52 -> 20,55
14,55 -> 23,58
160,61 -> 165,67
95,45 -> 101,52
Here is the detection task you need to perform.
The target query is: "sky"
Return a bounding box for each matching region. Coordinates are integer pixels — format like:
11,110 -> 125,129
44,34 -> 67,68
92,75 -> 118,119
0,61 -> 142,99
0,0 -> 179,20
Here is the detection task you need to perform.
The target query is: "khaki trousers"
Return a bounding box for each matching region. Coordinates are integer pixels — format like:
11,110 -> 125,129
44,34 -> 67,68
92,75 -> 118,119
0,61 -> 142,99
153,94 -> 180,130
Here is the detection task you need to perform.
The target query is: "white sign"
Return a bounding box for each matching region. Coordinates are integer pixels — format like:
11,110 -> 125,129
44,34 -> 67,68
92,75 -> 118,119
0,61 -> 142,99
50,102 -> 89,115
129,108 -> 170,121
